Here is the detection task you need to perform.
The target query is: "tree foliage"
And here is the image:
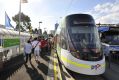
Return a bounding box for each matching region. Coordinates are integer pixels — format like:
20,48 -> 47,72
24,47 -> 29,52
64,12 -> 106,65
12,12 -> 32,32
43,30 -> 47,35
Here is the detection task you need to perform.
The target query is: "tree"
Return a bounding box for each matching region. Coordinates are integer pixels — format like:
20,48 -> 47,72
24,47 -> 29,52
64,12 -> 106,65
12,12 -> 32,32
34,28 -> 38,34
43,30 -> 48,39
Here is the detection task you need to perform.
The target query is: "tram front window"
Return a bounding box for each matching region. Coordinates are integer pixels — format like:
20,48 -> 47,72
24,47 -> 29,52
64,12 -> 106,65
103,35 -> 119,45
101,31 -> 119,45
69,26 -> 103,61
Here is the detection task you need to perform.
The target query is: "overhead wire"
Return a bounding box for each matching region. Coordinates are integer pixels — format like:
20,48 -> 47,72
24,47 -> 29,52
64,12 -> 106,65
58,0 -> 74,23
65,0 -> 74,15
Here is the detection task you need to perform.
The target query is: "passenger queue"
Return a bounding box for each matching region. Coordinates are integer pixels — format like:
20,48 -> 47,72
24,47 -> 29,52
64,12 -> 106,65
24,36 -> 52,63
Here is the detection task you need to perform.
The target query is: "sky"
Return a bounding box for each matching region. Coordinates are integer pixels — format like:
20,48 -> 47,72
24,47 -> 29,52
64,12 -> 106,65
0,0 -> 119,32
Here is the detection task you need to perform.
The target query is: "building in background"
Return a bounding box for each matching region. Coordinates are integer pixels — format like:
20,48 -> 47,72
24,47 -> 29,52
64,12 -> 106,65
55,23 -> 59,32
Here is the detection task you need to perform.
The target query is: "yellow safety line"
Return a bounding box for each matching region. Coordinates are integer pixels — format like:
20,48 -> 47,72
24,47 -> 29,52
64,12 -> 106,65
56,54 -> 63,80
54,54 -> 57,80
54,53 -> 63,80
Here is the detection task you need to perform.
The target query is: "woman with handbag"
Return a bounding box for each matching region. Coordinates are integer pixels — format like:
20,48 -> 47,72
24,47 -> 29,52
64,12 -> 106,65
32,37 -> 41,61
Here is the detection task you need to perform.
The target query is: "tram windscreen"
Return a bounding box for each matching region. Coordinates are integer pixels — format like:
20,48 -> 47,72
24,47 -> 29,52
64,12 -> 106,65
101,32 -> 119,45
68,26 -> 103,61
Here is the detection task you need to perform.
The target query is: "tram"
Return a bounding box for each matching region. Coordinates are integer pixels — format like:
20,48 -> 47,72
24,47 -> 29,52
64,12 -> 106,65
98,26 -> 119,57
55,14 -> 105,75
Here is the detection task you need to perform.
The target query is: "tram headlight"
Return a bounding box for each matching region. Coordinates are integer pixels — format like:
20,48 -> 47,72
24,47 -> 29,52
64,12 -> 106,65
70,50 -> 80,59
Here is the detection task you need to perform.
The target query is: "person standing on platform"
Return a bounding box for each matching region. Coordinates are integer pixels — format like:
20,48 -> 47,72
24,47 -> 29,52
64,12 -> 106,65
29,36 -> 33,42
24,40 -> 32,63
32,37 -> 41,61
40,37 -> 47,56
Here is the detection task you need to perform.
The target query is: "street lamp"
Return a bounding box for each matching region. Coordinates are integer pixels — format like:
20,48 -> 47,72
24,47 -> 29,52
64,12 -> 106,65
38,21 -> 42,35
19,0 -> 28,54
39,21 -> 42,29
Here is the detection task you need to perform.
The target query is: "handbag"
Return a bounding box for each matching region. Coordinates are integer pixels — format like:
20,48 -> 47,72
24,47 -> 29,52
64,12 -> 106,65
32,42 -> 39,53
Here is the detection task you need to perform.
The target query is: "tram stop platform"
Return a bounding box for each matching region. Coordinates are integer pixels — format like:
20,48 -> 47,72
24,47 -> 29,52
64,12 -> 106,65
0,49 -> 60,80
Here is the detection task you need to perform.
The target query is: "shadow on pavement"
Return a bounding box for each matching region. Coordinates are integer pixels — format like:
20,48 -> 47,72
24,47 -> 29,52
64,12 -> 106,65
40,52 -> 50,61
0,54 -> 25,80
37,62 -> 49,75
24,62 -> 44,80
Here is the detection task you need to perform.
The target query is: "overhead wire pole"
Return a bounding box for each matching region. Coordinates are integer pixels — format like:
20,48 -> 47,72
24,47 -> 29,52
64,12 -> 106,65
39,21 -> 42,29
19,0 -> 21,54
19,0 -> 28,54
38,21 -> 42,35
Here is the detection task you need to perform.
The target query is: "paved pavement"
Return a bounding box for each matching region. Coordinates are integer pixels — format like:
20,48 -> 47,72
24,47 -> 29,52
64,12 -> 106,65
0,53 -> 51,80
1,51 -> 119,80
0,49 -> 64,80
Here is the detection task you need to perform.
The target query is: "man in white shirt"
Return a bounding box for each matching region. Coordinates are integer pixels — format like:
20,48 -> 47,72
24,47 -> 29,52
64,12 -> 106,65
24,40 -> 32,63
32,37 -> 41,61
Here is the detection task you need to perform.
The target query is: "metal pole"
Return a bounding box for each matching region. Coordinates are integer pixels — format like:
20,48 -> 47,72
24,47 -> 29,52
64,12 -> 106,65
39,22 -> 40,29
108,52 -> 111,68
39,22 -> 42,29
19,0 -> 21,54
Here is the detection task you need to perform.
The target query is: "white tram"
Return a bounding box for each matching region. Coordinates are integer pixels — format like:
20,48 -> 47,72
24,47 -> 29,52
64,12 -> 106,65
55,14 -> 105,75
